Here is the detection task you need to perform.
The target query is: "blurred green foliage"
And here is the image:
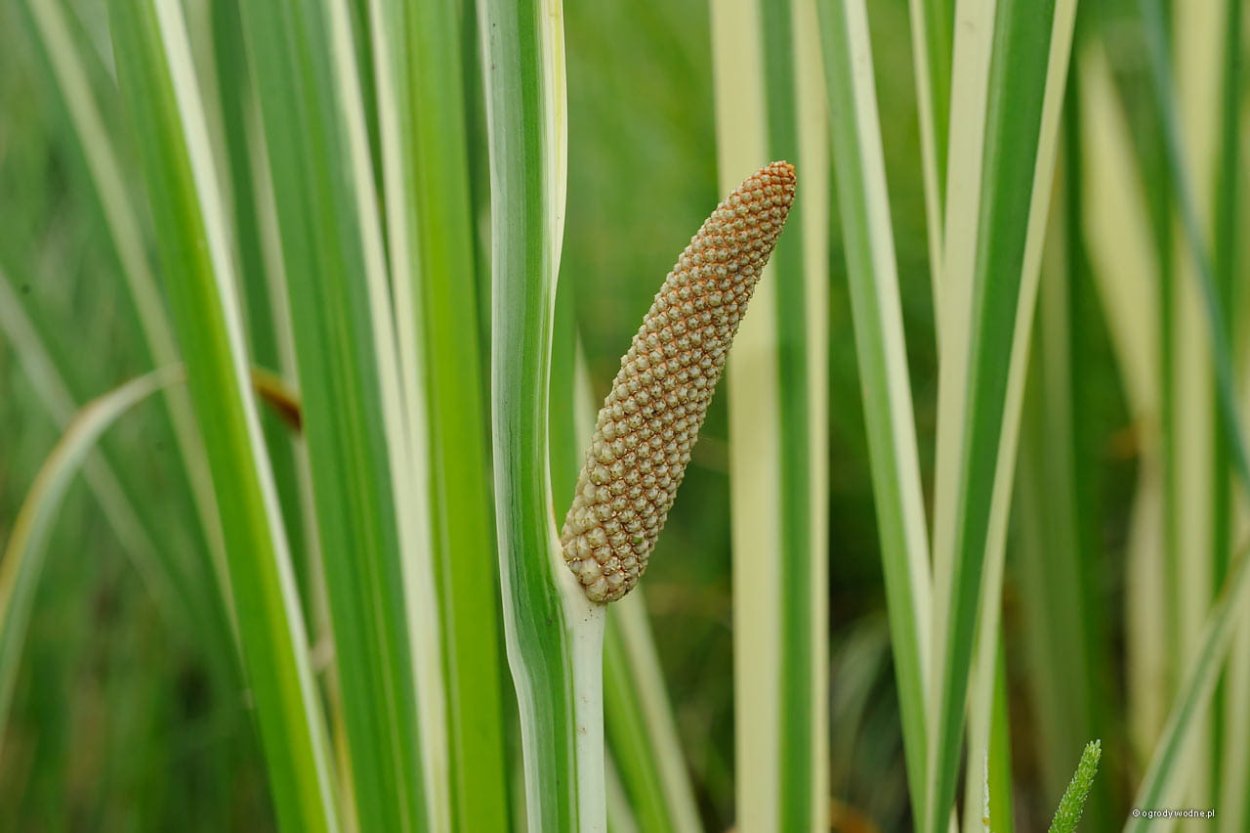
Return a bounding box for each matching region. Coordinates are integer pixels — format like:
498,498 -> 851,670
0,0 -> 1193,830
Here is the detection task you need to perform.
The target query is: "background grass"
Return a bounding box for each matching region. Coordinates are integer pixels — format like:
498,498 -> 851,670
1,0 -> 1246,831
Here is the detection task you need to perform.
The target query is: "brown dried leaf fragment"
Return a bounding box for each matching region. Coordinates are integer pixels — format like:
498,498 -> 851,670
561,161 -> 797,603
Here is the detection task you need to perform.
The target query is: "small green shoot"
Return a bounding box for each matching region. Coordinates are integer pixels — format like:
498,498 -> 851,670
1048,740 -> 1103,833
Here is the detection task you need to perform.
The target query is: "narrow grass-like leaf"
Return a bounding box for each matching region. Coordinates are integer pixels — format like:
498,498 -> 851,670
1142,1 -> 1250,806
108,3 -> 338,828
929,0 -> 994,603
549,276 -> 582,511
1210,0 -> 1242,660
0,269 -> 173,621
1015,146 -> 1113,832
1209,0 -> 1242,814
1224,611 -> 1250,833
478,0 -> 607,830
707,9 -> 781,820
925,1 -> 1077,830
960,638 -> 1017,833
1048,740 -> 1102,833
1218,1 -> 1250,808
1077,45 -> 1168,759
247,91 -> 329,648
1077,48 -> 1160,417
816,0 -> 934,820
1170,2 -> 1225,805
0,261 -> 251,719
987,642 -> 1015,833
370,1 -> 509,826
1125,548 -> 1250,832
602,611 -> 678,833
1137,0 -> 1250,495
208,0 -> 309,614
0,368 -> 175,756
603,594 -> 702,833
18,0 -> 228,606
606,758 -> 641,833
322,22 -> 452,825
710,1 -> 830,827
10,8 -> 240,696
237,1 -> 447,828
907,0 -> 953,308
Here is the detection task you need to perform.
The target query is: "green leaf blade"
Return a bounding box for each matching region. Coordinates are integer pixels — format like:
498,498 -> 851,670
710,0 -> 831,827
479,1 -> 603,830
108,3 -> 339,829
816,0 -> 935,820
0,369 -> 175,758
235,2 -> 440,829
381,0 -> 510,826
926,0 -> 1077,830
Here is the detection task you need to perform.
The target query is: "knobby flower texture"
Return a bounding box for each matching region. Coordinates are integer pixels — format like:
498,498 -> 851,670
561,161 -> 797,603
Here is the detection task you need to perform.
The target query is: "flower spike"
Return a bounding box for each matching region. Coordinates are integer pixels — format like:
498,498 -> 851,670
561,161 -> 797,602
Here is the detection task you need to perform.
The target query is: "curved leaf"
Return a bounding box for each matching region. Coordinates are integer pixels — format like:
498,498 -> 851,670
0,369 -> 176,758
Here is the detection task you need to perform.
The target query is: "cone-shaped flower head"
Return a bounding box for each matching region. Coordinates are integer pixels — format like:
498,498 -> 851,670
561,161 -> 796,603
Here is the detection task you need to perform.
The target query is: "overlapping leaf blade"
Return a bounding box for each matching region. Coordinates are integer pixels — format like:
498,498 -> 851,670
108,3 -> 339,828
